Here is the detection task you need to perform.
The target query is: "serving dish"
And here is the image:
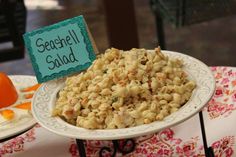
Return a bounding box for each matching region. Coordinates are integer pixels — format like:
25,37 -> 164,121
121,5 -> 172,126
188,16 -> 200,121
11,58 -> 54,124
32,50 -> 215,140
0,75 -> 37,140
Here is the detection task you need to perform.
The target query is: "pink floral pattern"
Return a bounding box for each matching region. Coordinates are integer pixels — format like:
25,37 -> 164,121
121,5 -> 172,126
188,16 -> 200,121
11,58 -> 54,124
207,67 -> 236,119
68,129 -> 205,157
211,136 -> 235,157
68,131 -> 235,157
133,129 -> 203,157
0,128 -> 36,156
66,67 -> 236,157
69,141 -> 79,157
1,66 -> 236,157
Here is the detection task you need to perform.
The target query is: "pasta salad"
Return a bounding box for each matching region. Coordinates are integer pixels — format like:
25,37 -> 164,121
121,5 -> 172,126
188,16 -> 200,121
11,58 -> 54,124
53,47 -> 196,129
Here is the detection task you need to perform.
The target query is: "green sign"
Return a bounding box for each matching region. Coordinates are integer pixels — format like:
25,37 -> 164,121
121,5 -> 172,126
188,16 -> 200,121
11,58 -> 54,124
23,15 -> 96,83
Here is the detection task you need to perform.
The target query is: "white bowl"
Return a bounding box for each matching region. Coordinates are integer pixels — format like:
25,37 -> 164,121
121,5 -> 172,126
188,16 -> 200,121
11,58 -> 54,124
32,50 -> 215,140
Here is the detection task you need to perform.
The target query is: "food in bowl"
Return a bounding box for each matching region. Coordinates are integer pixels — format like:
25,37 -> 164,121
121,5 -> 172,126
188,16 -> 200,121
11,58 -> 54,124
53,47 -> 196,129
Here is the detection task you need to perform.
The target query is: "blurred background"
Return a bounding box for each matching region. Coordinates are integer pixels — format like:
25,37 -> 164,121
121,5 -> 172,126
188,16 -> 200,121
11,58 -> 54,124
0,0 -> 236,75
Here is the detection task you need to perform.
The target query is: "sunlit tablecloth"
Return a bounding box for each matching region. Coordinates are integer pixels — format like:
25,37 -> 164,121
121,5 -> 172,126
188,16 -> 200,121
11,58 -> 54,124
1,66 -> 236,157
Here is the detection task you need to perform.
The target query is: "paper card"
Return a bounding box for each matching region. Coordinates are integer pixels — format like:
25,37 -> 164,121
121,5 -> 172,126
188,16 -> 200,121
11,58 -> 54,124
23,15 -> 97,83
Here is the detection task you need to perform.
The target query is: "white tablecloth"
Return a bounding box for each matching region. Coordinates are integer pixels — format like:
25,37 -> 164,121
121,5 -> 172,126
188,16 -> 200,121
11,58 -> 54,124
1,66 -> 236,157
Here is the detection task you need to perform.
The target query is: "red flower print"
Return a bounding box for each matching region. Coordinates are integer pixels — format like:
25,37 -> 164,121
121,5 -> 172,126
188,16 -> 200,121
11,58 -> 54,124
69,143 -> 78,157
211,136 -> 234,157
159,129 -> 174,141
207,100 -> 217,112
221,138 -> 230,150
157,148 -> 171,156
2,143 -> 13,154
134,147 -> 148,155
12,137 -> 24,152
13,143 -> 24,152
183,145 -> 191,152
222,67 -> 227,72
182,142 -> 196,156
221,78 -> 230,85
228,70 -> 233,76
24,129 -> 36,142
176,146 -> 183,154
207,98 -> 235,119
0,129 -> 36,156
225,147 -> 233,157
214,88 -> 223,98
211,67 -> 217,71
212,141 -> 221,149
95,141 -> 101,146
142,148 -> 148,154
224,85 -> 229,88
217,105 -> 226,112
135,147 -> 142,153
150,136 -> 158,144
232,92 -> 236,102
171,138 -> 182,145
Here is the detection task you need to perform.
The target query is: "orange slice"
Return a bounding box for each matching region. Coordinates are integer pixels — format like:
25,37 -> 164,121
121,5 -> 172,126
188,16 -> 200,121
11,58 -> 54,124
24,93 -> 34,99
0,109 -> 15,120
0,72 -> 18,109
14,102 -> 31,110
21,84 -> 41,92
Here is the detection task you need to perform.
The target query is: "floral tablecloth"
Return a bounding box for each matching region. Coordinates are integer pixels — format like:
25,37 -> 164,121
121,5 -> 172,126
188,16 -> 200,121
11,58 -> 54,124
1,66 -> 236,157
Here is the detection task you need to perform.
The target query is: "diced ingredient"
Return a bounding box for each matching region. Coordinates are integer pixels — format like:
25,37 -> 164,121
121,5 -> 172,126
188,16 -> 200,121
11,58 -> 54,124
14,102 -> 31,110
0,109 -> 14,120
21,84 -> 41,92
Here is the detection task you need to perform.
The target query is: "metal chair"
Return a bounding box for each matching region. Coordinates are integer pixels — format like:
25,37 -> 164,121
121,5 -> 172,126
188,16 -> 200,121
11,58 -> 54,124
150,0 -> 236,49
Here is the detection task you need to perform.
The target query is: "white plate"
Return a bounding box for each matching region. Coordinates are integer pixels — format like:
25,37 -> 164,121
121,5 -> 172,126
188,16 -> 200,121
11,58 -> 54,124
32,50 -> 215,140
0,75 -> 37,140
